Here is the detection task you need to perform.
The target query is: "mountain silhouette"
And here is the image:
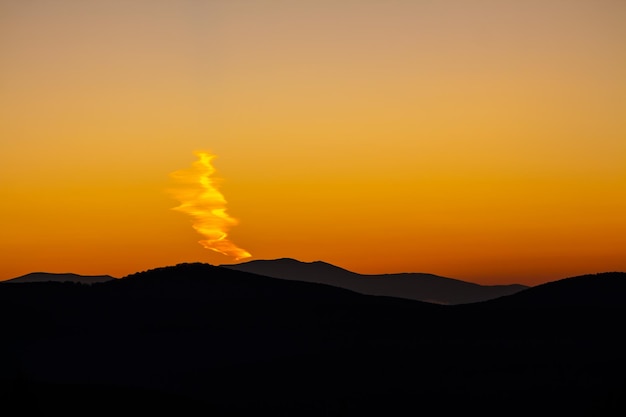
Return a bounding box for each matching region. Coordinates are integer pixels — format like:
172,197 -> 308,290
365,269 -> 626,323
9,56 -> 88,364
1,263 -> 624,417
2,272 -> 115,284
477,271 -> 626,308
221,258 -> 527,304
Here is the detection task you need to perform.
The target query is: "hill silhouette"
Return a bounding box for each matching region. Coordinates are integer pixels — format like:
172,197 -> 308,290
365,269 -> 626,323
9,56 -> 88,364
2,272 -> 115,284
221,258 -> 527,304
477,271 -> 626,308
1,263 -> 624,416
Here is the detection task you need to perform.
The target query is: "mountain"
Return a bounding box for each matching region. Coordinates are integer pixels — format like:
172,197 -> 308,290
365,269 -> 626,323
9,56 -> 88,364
2,272 -> 115,284
1,263 -> 624,417
0,263 -> 437,415
220,258 -> 528,304
477,271 -> 626,308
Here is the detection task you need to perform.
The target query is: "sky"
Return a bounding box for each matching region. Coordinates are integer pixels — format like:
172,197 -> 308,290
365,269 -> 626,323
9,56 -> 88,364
1,0 -> 625,286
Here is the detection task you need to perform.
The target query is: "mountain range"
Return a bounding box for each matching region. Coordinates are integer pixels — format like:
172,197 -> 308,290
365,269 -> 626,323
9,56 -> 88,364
3,258 -> 527,304
221,257 -> 527,304
1,262 -> 624,416
3,272 -> 115,284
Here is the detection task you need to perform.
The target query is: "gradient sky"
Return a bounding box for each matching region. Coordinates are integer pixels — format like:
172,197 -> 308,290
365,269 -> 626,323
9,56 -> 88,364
1,0 -> 625,285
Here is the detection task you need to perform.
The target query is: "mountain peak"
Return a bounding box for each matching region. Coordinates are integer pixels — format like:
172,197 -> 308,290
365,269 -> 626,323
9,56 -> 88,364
221,258 -> 527,304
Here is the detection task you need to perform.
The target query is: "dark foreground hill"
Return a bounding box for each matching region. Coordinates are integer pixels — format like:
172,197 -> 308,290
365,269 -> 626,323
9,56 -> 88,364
2,272 -> 115,284
477,271 -> 626,308
1,263 -> 624,417
221,258 -> 527,304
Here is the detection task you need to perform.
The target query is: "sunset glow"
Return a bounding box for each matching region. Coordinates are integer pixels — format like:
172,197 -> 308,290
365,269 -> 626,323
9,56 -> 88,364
170,151 -> 251,260
1,1 -> 625,285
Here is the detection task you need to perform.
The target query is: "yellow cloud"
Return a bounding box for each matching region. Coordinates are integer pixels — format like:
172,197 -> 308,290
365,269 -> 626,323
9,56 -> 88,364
169,151 -> 251,260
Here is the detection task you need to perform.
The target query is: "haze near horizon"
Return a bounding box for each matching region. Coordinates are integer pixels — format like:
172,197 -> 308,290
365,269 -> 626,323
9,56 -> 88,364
1,0 -> 625,286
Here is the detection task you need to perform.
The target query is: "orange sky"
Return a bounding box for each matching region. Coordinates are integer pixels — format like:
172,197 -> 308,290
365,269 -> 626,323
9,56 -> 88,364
1,0 -> 625,286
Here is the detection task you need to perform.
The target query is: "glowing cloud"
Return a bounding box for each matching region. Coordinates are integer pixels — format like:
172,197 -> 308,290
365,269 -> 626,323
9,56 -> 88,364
169,151 -> 251,260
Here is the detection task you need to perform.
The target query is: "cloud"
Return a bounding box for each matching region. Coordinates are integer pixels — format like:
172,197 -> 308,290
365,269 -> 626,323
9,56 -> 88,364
169,151 -> 251,260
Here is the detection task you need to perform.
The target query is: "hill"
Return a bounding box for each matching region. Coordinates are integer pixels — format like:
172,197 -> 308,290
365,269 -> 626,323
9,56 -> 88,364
1,263 -> 624,417
221,258 -> 527,304
476,271 -> 626,308
2,272 -> 115,284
